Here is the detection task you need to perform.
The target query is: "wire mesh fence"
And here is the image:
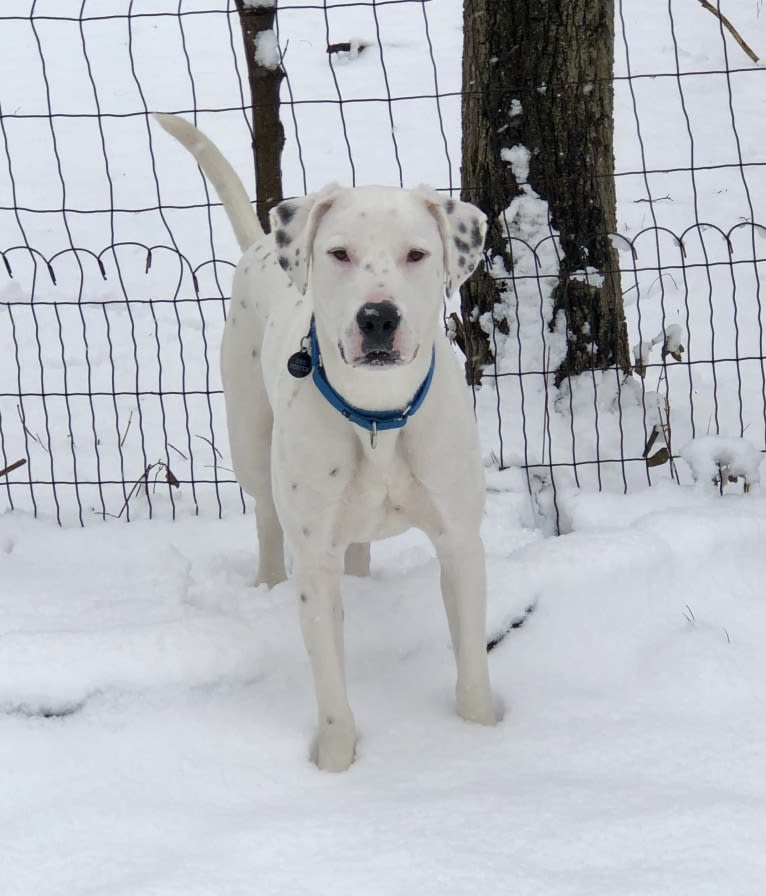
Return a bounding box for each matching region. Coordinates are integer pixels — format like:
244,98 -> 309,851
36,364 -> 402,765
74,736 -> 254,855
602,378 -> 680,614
1,0 -> 765,525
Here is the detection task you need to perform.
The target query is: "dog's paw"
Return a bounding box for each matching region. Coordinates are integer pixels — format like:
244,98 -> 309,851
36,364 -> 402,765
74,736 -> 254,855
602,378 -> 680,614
313,716 -> 357,772
254,564 -> 287,589
456,686 -> 497,727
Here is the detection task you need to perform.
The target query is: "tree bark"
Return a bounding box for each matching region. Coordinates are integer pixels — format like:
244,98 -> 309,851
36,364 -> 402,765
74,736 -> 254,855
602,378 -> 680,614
234,0 -> 285,233
460,0 -> 630,386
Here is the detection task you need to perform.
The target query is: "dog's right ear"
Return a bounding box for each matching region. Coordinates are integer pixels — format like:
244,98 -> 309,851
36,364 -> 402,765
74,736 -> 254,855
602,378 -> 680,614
269,184 -> 342,294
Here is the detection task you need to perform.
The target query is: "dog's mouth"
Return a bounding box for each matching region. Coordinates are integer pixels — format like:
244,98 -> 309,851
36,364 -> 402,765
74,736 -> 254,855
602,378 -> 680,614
356,349 -> 402,367
338,341 -> 408,368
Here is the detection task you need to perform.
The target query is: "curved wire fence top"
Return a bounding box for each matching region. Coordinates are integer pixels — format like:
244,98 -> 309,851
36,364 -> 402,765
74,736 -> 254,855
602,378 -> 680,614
1,0 -> 765,525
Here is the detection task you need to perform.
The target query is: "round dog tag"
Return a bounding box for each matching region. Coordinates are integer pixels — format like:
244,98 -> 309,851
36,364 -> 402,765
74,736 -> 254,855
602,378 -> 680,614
287,350 -> 312,378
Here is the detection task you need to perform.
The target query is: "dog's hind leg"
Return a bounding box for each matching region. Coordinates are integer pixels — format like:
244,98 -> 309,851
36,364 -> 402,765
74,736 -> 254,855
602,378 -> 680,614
222,321 -> 286,588
344,542 -> 370,577
227,401 -> 286,588
251,427 -> 287,587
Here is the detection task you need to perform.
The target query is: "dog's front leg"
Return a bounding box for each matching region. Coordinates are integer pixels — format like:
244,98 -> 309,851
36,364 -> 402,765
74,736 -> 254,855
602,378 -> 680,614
295,555 -> 356,772
435,533 -> 496,726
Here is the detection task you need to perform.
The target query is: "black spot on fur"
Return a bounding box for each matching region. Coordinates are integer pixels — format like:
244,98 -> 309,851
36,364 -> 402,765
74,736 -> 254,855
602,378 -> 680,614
291,482 -> 297,491
239,298 -> 247,308
445,199 -> 456,214
251,347 -> 258,359
278,256 -> 290,271
458,222 -> 467,234
454,237 -> 470,254
302,526 -> 311,537
458,255 -> 467,268
329,467 -> 339,477
300,592 -> 308,603
364,263 -> 374,272
276,203 -> 296,224
326,716 -> 335,725
470,220 -> 483,248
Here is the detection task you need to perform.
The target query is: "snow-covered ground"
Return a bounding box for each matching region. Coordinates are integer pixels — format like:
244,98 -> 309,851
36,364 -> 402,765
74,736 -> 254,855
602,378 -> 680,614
3,487 -> 766,894
2,1 -> 766,893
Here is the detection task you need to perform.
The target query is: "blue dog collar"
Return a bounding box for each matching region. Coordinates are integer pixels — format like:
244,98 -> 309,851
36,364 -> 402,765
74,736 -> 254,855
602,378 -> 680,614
308,317 -> 435,448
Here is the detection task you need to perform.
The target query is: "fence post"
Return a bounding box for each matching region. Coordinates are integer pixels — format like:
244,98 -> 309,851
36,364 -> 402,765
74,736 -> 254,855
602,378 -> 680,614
234,0 -> 285,233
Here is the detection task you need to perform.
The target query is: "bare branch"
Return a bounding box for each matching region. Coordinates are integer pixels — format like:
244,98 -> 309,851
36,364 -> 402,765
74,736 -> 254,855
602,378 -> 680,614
0,458 -> 26,478
696,0 -> 760,63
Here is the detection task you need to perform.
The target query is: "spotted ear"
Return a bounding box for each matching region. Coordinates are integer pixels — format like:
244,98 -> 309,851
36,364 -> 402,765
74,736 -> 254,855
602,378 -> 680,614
415,187 -> 487,296
269,184 -> 342,294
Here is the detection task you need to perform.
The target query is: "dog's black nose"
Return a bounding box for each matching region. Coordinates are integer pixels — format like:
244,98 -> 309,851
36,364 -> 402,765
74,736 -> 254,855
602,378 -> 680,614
356,301 -> 400,347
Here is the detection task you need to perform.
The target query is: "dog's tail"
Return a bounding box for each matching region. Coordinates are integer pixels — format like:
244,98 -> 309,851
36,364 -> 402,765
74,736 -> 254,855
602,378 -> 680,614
152,113 -> 264,252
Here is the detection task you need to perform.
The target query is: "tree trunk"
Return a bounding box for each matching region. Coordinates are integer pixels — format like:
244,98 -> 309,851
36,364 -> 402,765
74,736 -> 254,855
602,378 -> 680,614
460,0 -> 630,386
234,0 -> 285,233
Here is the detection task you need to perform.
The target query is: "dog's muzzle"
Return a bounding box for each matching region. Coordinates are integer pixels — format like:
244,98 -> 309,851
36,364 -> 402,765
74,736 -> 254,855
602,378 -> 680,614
355,301 -> 401,366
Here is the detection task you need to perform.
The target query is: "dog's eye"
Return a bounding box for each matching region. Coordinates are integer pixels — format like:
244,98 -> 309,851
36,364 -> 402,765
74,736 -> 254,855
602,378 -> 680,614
407,249 -> 427,263
329,248 -> 350,263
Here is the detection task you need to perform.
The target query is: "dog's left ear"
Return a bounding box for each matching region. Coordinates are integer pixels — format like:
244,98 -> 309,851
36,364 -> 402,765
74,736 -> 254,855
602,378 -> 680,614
415,187 -> 487,295
269,184 -> 342,295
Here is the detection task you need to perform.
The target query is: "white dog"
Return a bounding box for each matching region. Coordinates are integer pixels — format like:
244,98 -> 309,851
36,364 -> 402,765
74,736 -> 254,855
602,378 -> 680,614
154,114 -> 496,771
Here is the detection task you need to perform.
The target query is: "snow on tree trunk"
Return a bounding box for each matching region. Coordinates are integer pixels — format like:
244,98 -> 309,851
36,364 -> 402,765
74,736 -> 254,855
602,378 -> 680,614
460,0 -> 631,386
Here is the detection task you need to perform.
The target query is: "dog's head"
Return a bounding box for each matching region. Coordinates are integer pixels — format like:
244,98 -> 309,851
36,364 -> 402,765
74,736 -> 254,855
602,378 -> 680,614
270,185 -> 486,370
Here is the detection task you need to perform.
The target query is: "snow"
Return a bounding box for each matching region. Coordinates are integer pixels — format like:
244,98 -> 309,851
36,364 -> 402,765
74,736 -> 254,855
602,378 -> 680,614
2,491 -> 766,894
681,434 -> 762,491
1,0 -> 766,892
633,323 -> 685,374
500,144 -> 532,185
570,267 -> 606,288
253,29 -> 280,70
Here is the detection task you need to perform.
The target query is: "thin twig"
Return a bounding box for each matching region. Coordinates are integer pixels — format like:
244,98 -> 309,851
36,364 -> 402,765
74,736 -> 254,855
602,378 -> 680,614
16,405 -> 49,454
195,434 -> 223,460
113,460 -> 181,519
167,441 -> 188,460
696,0 -> 760,63
657,403 -> 679,482
119,409 -> 134,448
115,463 -> 153,519
541,346 -> 551,466
0,458 -> 26,478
